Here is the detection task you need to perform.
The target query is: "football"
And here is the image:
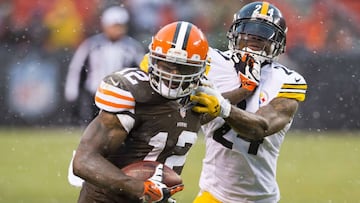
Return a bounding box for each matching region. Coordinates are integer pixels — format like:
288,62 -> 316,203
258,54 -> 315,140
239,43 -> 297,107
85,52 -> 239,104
121,160 -> 182,187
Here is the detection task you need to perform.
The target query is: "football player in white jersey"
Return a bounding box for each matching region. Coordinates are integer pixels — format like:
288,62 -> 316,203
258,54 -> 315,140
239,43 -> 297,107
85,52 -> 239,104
70,21 -> 210,203
191,1 -> 307,203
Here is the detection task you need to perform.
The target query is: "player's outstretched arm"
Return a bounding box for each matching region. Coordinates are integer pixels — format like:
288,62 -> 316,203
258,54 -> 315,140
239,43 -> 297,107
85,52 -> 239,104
191,85 -> 299,140
222,87 -> 253,106
73,111 -> 144,199
196,87 -> 253,125
226,97 -> 299,140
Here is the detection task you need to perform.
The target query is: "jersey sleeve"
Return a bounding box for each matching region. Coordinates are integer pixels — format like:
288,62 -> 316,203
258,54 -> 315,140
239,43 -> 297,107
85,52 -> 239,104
95,75 -> 135,113
206,48 -> 240,93
277,71 -> 307,102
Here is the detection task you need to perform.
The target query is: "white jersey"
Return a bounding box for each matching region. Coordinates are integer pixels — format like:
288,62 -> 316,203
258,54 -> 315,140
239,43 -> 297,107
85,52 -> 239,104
199,48 -> 307,203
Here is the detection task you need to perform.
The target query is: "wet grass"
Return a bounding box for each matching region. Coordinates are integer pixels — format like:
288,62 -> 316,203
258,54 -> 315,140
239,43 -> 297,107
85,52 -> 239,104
0,128 -> 359,203
0,127 -> 82,203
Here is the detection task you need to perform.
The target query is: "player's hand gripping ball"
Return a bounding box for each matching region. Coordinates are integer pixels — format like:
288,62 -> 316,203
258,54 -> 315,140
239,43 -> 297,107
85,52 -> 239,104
122,161 -> 183,202
121,160 -> 183,187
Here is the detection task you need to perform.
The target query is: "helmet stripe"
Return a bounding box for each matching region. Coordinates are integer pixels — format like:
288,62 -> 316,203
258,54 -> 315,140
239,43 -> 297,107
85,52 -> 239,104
182,23 -> 192,50
260,1 -> 269,15
171,22 -> 182,48
172,21 -> 191,50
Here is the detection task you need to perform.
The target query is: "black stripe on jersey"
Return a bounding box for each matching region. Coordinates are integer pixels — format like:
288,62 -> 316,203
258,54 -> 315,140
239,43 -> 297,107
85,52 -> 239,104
171,22 -> 182,48
182,23 -> 192,50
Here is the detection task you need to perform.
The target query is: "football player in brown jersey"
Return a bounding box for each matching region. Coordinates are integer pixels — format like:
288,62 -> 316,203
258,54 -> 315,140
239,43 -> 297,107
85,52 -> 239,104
71,21 -> 209,203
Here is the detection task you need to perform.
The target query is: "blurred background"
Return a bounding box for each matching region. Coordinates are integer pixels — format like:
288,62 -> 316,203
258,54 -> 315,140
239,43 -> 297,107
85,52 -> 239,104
0,0 -> 359,130
1,1 -> 360,203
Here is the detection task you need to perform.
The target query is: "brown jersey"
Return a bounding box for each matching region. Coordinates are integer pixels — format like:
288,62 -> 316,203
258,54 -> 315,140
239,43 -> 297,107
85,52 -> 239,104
95,67 -> 202,174
78,68 -> 203,202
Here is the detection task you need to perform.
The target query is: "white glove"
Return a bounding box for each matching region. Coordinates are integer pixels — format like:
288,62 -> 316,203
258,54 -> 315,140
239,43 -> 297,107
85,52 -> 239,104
167,198 -> 176,203
191,86 -> 231,118
199,76 -> 214,88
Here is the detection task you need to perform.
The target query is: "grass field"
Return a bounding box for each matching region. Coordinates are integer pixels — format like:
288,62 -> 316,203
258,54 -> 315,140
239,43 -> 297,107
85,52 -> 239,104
0,128 -> 360,203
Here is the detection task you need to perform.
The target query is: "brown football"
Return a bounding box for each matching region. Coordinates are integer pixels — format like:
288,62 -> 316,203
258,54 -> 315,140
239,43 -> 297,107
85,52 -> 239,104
121,160 -> 182,187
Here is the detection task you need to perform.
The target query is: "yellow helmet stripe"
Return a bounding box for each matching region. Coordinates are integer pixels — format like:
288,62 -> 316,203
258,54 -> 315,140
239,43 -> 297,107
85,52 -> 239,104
260,1 -> 270,15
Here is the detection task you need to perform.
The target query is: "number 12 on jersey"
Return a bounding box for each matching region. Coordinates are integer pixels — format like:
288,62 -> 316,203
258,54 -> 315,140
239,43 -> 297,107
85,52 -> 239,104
144,131 -> 197,169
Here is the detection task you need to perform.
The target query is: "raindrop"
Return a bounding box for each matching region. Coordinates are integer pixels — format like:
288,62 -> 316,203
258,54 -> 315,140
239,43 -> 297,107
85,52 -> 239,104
312,111 -> 320,119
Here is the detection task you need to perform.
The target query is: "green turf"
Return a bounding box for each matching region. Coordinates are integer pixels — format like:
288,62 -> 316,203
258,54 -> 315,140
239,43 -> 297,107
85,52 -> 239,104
0,128 -> 82,203
0,128 -> 359,203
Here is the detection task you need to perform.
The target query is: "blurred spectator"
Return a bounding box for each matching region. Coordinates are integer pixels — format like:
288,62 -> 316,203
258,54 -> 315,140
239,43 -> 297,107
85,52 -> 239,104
125,0 -> 177,44
277,0 -> 360,54
64,6 -> 145,125
43,0 -> 84,50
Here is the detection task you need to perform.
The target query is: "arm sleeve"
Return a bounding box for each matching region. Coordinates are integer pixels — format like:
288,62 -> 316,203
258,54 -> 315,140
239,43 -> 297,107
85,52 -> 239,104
95,80 -> 135,113
95,79 -> 136,132
277,72 -> 307,102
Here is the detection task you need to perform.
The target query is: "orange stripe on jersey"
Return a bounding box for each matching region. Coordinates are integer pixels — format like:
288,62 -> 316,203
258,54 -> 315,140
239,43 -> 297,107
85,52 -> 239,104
260,2 -> 270,15
97,87 -> 135,102
95,96 -> 135,109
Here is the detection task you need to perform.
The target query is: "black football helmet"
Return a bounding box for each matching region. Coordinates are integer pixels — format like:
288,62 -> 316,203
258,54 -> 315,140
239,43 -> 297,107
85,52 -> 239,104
227,1 -> 287,61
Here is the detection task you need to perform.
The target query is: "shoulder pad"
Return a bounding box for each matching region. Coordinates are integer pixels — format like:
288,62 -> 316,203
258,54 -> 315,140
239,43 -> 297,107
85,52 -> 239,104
95,70 -> 136,113
274,65 -> 307,102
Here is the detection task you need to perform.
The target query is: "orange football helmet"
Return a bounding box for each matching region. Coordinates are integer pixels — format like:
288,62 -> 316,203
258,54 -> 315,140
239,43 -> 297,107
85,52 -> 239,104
148,21 -> 209,99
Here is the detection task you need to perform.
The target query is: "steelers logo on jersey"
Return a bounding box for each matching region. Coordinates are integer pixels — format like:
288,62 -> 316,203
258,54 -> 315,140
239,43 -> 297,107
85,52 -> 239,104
259,91 -> 269,106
